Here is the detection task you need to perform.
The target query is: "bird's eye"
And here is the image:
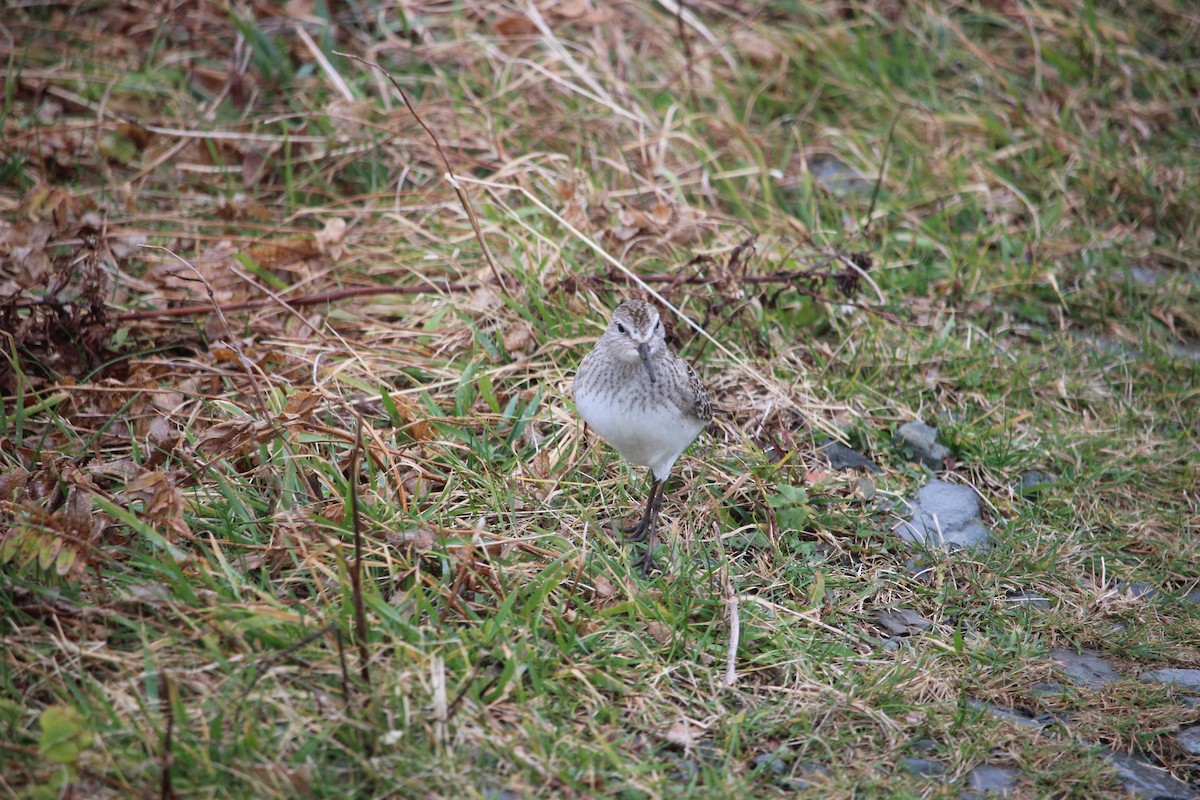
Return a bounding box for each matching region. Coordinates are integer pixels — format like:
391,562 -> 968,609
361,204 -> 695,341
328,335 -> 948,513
656,322 -> 663,333
616,323 -> 627,334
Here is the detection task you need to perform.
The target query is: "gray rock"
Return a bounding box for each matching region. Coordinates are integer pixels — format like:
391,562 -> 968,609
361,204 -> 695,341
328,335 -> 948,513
893,480 -> 991,551
903,555 -> 936,581
895,421 -> 952,470
1143,669 -> 1200,690
876,608 -> 933,636
1006,589 -> 1051,608
966,699 -> 1046,729
961,764 -> 1021,797
1170,342 -> 1200,363
902,757 -> 946,778
1034,710 -> 1075,726
1185,590 -> 1200,605
1050,648 -> 1122,688
1115,581 -> 1162,600
1183,697 -> 1200,709
1018,470 -> 1056,497
909,738 -> 940,754
783,762 -> 829,791
753,752 -> 787,775
671,758 -> 699,782
1029,680 -> 1066,696
808,155 -> 874,196
483,791 -> 521,800
1127,263 -> 1164,286
822,441 -> 882,473
1177,726 -> 1200,756
1103,750 -> 1196,799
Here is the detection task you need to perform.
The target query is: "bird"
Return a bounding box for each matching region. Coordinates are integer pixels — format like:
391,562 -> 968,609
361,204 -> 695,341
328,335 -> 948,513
573,299 -> 712,574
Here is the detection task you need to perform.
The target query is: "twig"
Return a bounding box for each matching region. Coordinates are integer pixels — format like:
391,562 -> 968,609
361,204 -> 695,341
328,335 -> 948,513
349,410 -> 371,688
333,51 -> 510,295
159,670 -> 175,800
335,626 -> 351,704
675,0 -> 696,107
617,271 -> 899,323
116,281 -> 472,320
723,564 -> 739,687
653,0 -> 738,70
864,112 -> 901,232
136,246 -> 272,417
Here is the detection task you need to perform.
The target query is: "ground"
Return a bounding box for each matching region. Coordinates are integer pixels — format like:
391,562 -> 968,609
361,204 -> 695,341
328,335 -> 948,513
0,1 -> 1198,798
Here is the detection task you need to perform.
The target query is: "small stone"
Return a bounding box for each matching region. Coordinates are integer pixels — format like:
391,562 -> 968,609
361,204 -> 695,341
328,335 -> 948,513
1017,470 -> 1056,498
962,764 -> 1021,797
1176,726 -> 1200,756
1142,669 -> 1200,690
967,700 -> 1046,729
1050,648 -> 1122,688
895,421 -> 952,470
893,480 -> 991,551
782,762 -> 829,791
1126,263 -> 1164,286
903,556 -> 936,581
909,738 -> 940,754
821,441 -> 882,473
482,790 -> 521,800
1103,750 -> 1196,800
1006,589 -> 1051,608
1115,581 -> 1162,600
1033,710 -> 1075,726
1184,590 -> 1200,605
1170,343 -> 1200,363
1030,681 -> 1066,696
876,608 -> 934,636
1182,697 -> 1200,709
753,753 -> 788,775
671,758 -> 699,782
808,155 -> 874,196
902,757 -> 946,778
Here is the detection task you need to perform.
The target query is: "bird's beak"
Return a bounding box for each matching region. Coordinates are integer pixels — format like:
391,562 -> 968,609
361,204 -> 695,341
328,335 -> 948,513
637,342 -> 657,383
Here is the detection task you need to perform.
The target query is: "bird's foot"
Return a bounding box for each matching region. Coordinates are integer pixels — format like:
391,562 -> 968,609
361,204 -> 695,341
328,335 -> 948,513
623,517 -> 652,543
638,546 -> 659,576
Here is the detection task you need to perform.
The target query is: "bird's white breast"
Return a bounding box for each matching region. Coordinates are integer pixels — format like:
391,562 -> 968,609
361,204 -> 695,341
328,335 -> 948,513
575,388 -> 705,480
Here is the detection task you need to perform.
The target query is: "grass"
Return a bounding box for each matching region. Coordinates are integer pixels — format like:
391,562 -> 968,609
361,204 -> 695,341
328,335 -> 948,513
1,0 -> 1198,798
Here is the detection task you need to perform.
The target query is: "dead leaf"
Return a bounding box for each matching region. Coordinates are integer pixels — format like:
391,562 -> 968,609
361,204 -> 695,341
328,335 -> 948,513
467,285 -> 502,312
194,418 -> 274,455
280,390 -> 323,420
592,574 -> 617,601
502,320 -> 535,354
0,469 -> 30,502
125,470 -> 191,540
389,396 -> 434,441
313,217 -> 347,258
386,527 -> 436,553
562,199 -> 589,232
665,719 -> 704,748
494,14 -> 537,37
144,418 -> 181,469
732,30 -> 783,66
646,620 -> 672,644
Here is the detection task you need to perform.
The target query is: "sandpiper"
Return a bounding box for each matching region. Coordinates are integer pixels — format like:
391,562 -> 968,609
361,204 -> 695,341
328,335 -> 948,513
573,299 -> 712,574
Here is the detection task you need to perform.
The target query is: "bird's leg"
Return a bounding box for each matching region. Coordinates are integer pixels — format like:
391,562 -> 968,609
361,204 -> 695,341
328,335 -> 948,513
637,479 -> 666,576
624,471 -> 660,542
